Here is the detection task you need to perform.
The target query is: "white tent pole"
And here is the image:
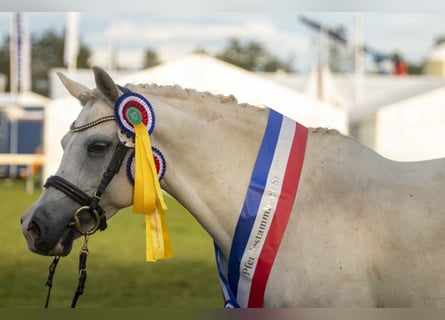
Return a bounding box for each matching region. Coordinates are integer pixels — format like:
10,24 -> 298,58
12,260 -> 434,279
64,12 -> 80,73
354,12 -> 364,109
9,13 -> 20,177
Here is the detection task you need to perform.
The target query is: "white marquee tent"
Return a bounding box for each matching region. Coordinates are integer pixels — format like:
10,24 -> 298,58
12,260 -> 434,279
119,53 -> 347,132
43,96 -> 82,181
264,68 -> 445,161
424,43 -> 445,77
376,86 -> 445,161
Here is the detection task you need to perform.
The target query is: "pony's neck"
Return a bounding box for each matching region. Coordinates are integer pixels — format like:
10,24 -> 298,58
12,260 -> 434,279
129,84 -> 268,256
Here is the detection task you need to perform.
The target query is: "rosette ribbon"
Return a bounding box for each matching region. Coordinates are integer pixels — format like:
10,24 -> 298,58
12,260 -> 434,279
115,92 -> 173,262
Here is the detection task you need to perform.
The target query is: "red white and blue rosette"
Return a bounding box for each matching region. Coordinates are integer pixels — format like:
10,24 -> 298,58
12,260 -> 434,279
115,92 -> 155,137
126,147 -> 166,184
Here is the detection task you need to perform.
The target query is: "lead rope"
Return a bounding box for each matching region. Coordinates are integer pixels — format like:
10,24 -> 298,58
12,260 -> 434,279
71,235 -> 90,308
43,234 -> 93,308
43,235 -> 91,308
44,256 -> 60,308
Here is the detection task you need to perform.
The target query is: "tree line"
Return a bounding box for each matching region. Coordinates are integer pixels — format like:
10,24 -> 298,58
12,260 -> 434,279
1,27 -> 442,97
0,29 -> 91,96
0,29 -> 295,97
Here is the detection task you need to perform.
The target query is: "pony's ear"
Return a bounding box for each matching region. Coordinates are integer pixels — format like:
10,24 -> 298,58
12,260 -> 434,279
92,66 -> 119,105
57,72 -> 92,106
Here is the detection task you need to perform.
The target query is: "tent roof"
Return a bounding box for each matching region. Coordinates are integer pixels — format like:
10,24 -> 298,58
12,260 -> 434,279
427,43 -> 445,61
118,53 -> 347,130
51,56 -> 445,126
262,71 -> 445,122
49,69 -> 134,99
118,53 -> 313,107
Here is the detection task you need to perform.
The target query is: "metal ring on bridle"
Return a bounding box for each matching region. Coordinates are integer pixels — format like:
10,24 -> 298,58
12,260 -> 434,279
73,206 -> 101,236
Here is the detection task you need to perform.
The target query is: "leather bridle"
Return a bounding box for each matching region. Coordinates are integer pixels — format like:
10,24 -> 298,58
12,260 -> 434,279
43,114 -> 131,308
44,115 -> 129,235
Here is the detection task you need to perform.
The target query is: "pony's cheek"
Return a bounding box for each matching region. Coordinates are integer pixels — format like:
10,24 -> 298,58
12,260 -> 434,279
103,176 -> 134,210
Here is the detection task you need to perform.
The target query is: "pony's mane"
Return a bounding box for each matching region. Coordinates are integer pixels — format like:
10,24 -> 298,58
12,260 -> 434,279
125,83 -> 266,113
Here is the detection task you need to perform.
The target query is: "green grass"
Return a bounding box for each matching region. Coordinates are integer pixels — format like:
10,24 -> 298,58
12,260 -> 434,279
0,180 -> 221,308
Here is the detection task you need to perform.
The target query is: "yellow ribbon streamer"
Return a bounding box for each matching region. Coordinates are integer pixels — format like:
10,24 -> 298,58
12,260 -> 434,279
133,122 -> 173,261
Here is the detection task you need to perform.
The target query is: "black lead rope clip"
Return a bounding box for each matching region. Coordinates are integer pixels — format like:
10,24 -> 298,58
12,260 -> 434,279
70,205 -> 99,308
71,235 -> 90,308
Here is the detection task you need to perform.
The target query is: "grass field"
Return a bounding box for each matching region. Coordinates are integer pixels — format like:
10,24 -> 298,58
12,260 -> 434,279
0,179 -> 221,308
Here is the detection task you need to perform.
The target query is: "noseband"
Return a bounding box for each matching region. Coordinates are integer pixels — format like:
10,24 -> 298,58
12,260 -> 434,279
43,114 -> 130,308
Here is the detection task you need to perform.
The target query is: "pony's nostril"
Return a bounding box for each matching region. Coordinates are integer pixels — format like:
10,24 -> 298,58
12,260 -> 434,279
27,220 -> 41,238
20,217 -> 24,224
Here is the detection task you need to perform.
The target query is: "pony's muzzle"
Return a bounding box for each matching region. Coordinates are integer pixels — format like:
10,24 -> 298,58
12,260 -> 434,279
22,204 -> 76,257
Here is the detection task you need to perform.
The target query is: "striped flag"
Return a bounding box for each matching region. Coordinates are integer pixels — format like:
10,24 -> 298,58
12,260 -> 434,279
10,12 -> 31,93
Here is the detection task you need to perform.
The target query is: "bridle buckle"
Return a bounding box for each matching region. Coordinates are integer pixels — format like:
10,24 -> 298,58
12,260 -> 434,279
93,192 -> 103,200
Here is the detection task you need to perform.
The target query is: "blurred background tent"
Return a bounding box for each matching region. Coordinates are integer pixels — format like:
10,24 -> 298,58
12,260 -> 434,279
0,91 -> 48,179
118,53 -> 348,130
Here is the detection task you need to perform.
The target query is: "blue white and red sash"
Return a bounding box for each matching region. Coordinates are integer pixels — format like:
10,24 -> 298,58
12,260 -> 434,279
214,109 -> 308,308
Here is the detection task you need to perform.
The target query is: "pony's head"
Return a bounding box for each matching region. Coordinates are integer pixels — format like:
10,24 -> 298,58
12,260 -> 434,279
21,67 -> 134,256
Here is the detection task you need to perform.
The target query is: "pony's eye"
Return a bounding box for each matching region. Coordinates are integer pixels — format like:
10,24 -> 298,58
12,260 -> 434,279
87,141 -> 110,155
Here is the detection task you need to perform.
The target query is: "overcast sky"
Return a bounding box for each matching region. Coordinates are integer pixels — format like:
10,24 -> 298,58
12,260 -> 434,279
1,12 -> 445,73
4,0 -> 445,11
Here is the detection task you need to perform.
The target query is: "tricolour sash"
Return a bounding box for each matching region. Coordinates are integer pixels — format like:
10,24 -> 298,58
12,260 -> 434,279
215,109 -> 308,308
